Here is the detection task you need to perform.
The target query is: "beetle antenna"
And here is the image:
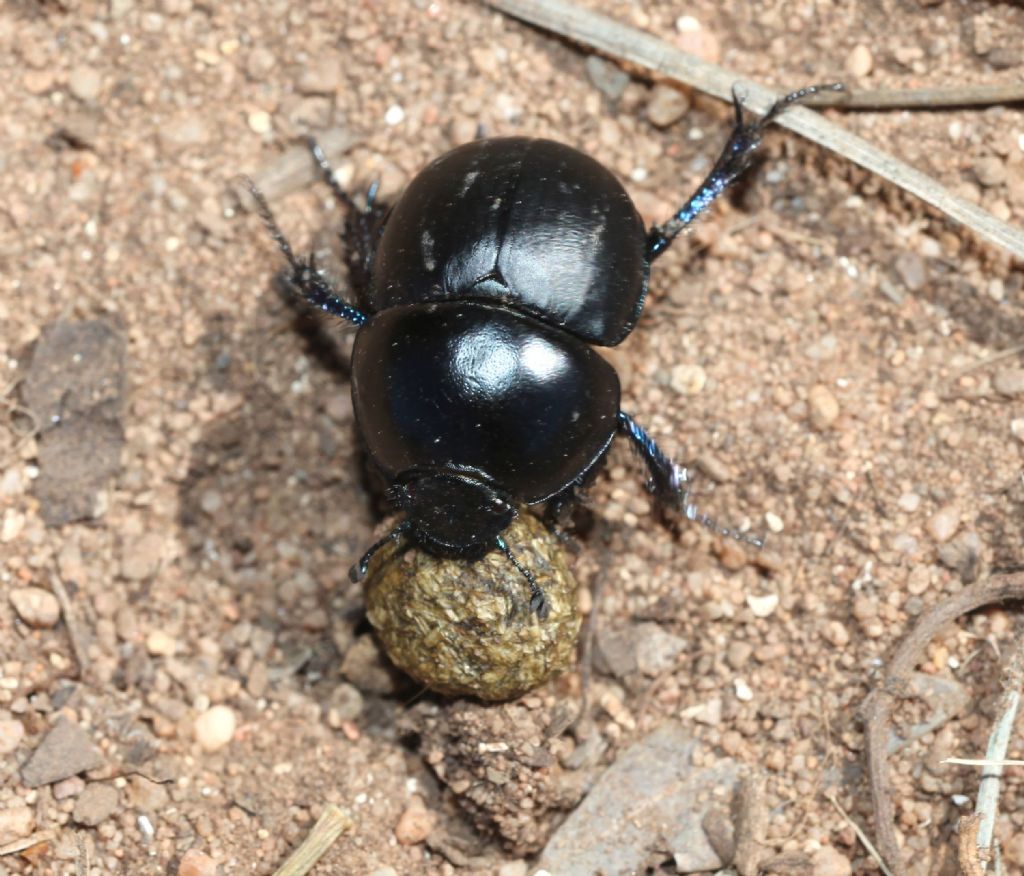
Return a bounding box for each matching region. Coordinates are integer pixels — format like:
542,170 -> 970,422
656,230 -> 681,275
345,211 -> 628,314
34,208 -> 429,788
617,411 -> 764,548
349,521 -> 411,582
241,175 -> 369,327
496,535 -> 550,619
646,81 -> 844,260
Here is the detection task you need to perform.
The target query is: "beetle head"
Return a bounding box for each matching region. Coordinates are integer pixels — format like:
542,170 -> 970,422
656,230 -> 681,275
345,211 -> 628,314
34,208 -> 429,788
391,470 -> 515,558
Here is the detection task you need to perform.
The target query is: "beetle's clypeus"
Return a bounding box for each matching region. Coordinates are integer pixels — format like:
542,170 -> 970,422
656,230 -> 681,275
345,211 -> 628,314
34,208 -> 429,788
247,83 -> 842,618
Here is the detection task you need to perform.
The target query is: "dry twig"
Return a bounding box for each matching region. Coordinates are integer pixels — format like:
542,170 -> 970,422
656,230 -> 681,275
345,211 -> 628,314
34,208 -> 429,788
51,571 -> 89,678
863,574 -> 1024,876
801,83 -> 1024,110
270,805 -> 353,876
825,792 -> 895,876
958,815 -> 985,876
486,0 -> 1024,261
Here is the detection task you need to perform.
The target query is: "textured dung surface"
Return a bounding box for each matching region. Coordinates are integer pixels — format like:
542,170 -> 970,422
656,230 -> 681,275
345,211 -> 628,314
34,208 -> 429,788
366,511 -> 580,701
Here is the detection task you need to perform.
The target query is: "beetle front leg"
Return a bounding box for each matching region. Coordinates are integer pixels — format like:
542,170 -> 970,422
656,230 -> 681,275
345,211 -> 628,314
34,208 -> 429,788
646,82 -> 843,260
617,411 -> 763,548
244,176 -> 369,326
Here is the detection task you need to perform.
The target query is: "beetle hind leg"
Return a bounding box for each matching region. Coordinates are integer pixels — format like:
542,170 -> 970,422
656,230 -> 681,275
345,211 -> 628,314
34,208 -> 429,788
646,82 -> 843,260
617,411 -> 763,548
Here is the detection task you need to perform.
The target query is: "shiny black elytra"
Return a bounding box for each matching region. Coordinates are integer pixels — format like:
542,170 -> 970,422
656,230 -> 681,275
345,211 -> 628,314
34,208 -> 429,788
248,83 -> 842,618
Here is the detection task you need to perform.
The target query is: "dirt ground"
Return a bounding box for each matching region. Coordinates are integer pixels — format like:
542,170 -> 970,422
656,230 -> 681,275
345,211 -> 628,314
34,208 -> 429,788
2,0 -> 1024,874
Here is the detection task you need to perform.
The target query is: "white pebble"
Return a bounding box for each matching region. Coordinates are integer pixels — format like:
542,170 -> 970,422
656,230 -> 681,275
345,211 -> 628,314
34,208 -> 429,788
764,512 -> 784,533
194,705 -> 236,752
146,629 -> 176,657
746,593 -> 779,618
733,678 -> 753,701
10,587 -> 61,628
247,110 -> 272,134
384,104 -> 405,126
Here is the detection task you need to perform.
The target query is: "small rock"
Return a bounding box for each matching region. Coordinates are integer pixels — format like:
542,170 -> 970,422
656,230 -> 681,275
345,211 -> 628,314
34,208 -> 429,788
53,775 -> 86,800
994,367 -> 1024,397
937,530 -> 982,582
634,623 -> 687,676
383,104 -> 405,126
340,634 -> 399,694
324,682 -> 364,728
974,157 -> 1006,188
498,862 -> 529,876
845,44 -> 873,77
987,47 -> 1021,70
129,775 -> 171,811
394,800 -> 433,845
21,717 -> 105,788
194,705 -> 236,753
808,384 -> 839,430
812,845 -> 853,876
9,586 -> 61,628
23,69 -> 55,95
245,660 -> 268,699
121,532 -> 165,581
540,723 -> 740,874
822,620 -> 850,647
894,252 -> 927,291
245,48 -> 275,81
68,65 -> 103,101
247,110 -> 272,134
745,593 -> 779,618
470,46 -> 499,76
681,697 -> 722,726
1,508 -> 25,542
0,719 -> 25,755
72,782 -> 119,826
298,57 -> 342,95
146,629 -> 176,656
0,804 -> 35,844
584,56 -> 631,102
670,364 -> 706,396
734,678 -> 753,701
646,84 -> 690,129
726,641 -> 752,670
178,849 -> 218,876
926,503 -> 961,544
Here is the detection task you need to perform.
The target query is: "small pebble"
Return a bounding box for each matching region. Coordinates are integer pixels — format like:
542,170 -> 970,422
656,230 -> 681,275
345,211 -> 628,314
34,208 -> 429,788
146,629 -> 176,657
247,110 -> 272,134
73,782 -> 119,826
673,16 -> 720,64
993,367 -> 1024,397
394,800 -> 433,845
974,156 -> 1006,188
179,849 -> 218,876
69,65 -> 103,101
845,44 -> 873,77
498,862 -> 529,876
0,804 -> 35,844
0,719 -> 25,755
812,845 -> 853,876
808,384 -> 840,431
926,503 -> 961,544
822,620 -> 850,647
245,47 -> 275,81
987,47 -> 1022,70
1010,417 -> 1024,443
669,363 -> 706,396
897,492 -> 921,512
53,775 -> 86,800
585,56 -> 630,102
194,705 -> 236,752
894,252 -> 927,291
733,678 -> 754,702
121,532 -> 165,581
384,104 -> 405,126
645,84 -> 689,129
745,593 -> 779,618
10,586 -> 61,628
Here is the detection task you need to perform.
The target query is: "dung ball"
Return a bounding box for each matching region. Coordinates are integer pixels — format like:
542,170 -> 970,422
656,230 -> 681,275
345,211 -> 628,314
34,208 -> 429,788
364,512 -> 580,701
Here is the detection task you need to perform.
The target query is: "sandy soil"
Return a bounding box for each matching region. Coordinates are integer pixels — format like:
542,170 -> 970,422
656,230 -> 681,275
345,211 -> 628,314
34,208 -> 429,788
1,0 -> 1023,874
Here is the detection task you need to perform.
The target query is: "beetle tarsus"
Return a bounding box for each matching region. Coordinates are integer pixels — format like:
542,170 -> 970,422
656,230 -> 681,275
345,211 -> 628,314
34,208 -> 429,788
497,536 -> 550,619
350,522 -> 410,583
647,81 -> 844,260
617,411 -> 763,548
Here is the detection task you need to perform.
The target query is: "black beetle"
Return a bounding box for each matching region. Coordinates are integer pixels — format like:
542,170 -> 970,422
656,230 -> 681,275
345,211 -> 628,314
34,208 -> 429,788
247,83 -> 842,617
